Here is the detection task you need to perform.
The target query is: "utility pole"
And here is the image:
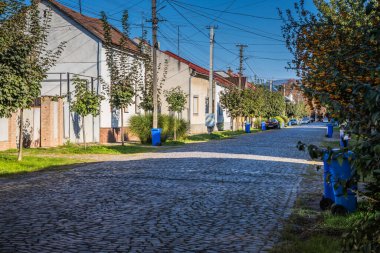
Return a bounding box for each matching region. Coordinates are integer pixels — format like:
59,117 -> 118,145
270,80 -> 273,92
206,25 -> 217,133
207,26 -> 216,115
151,0 -> 158,129
79,0 -> 82,14
236,44 -> 248,89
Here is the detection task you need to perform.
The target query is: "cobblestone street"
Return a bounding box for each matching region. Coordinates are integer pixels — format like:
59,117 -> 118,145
0,124 -> 325,252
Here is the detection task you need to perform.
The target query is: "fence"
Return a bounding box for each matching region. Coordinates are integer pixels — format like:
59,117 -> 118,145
0,73 -> 101,151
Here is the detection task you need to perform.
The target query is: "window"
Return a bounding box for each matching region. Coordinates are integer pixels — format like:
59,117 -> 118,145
193,96 -> 199,114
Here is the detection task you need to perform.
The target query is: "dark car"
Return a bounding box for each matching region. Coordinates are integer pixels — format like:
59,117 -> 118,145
266,119 -> 279,129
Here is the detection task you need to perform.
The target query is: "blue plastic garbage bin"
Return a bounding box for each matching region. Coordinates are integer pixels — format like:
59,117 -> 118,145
320,151 -> 335,210
261,122 -> 266,131
151,128 -> 162,146
330,150 -> 357,214
245,123 -> 251,133
327,123 -> 333,138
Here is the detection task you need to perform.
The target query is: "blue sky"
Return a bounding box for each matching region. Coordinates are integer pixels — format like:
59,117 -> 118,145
43,0 -> 316,81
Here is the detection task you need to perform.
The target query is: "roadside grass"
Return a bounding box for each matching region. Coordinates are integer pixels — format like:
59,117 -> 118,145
164,129 -> 260,145
0,144 -> 155,177
320,140 -> 340,148
271,169 -> 364,253
2,143 -> 155,156
0,153 -> 84,177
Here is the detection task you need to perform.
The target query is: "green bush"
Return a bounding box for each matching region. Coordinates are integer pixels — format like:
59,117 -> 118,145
128,114 -> 153,144
274,116 -> 285,127
281,115 -> 289,124
176,118 -> 189,140
159,114 -> 172,141
128,114 -> 189,144
253,118 -> 262,129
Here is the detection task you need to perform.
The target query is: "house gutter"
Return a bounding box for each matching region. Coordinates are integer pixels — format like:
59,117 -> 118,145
96,40 -> 101,143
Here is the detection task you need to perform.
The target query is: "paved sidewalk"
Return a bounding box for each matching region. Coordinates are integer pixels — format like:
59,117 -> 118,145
0,124 -> 325,252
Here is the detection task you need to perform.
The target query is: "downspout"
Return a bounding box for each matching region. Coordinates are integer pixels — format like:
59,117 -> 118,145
96,40 -> 101,143
188,72 -> 192,134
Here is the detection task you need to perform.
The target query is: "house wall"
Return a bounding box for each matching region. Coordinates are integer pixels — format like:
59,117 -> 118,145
156,50 -> 191,122
0,113 -> 17,151
215,84 -> 231,131
99,49 -> 145,143
38,1 -> 101,145
189,76 -> 209,134
0,98 -> 63,151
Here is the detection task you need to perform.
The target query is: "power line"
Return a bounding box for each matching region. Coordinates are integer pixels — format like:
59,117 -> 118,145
170,1 -> 285,43
165,0 -> 239,59
169,0 -> 282,21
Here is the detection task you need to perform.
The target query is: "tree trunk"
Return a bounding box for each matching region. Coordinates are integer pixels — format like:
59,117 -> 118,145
17,109 -> 24,161
82,115 -> 86,150
231,117 -> 234,131
121,108 -> 125,146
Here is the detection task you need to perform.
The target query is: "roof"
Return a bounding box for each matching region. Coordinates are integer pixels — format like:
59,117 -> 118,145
163,51 -> 235,88
42,0 -> 140,53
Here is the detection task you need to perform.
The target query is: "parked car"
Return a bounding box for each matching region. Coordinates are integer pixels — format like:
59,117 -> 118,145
300,117 -> 310,124
323,117 -> 329,123
266,119 -> 279,129
289,118 -> 298,125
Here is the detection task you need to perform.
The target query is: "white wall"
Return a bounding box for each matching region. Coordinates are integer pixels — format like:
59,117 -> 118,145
39,1 -> 101,97
156,51 -> 191,121
99,49 -> 145,129
215,84 -> 231,131
0,118 -> 8,141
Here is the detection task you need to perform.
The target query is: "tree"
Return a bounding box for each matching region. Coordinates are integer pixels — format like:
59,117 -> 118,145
219,87 -> 243,131
263,90 -> 286,119
70,77 -> 104,149
0,0 -> 64,161
286,101 -> 309,118
164,86 -> 187,140
286,102 -> 297,118
135,31 -> 168,113
241,87 -> 265,120
101,11 -> 140,146
281,0 -> 380,250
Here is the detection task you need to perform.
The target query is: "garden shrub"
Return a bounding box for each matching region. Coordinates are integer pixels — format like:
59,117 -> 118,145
280,115 -> 289,124
128,114 -> 189,144
274,116 -> 285,127
128,114 -> 153,144
253,118 -> 262,129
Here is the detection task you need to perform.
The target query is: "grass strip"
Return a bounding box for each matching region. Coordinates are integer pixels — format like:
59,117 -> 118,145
0,154 -> 83,176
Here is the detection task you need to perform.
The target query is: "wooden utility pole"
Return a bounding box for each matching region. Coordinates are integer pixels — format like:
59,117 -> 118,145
151,0 -> 158,129
236,44 -> 247,89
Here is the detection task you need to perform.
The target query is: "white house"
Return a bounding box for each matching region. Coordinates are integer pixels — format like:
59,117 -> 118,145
38,0 -> 144,145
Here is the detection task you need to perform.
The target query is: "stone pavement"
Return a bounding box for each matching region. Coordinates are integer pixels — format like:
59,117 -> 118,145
0,124 -> 326,252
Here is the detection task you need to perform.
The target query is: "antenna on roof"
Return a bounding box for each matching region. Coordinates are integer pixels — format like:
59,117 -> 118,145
79,0 -> 82,14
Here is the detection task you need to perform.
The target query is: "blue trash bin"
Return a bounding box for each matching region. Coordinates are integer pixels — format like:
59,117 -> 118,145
245,123 -> 251,133
151,128 -> 162,146
326,123 -> 333,138
261,122 -> 266,131
330,150 -> 357,214
320,151 -> 335,210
